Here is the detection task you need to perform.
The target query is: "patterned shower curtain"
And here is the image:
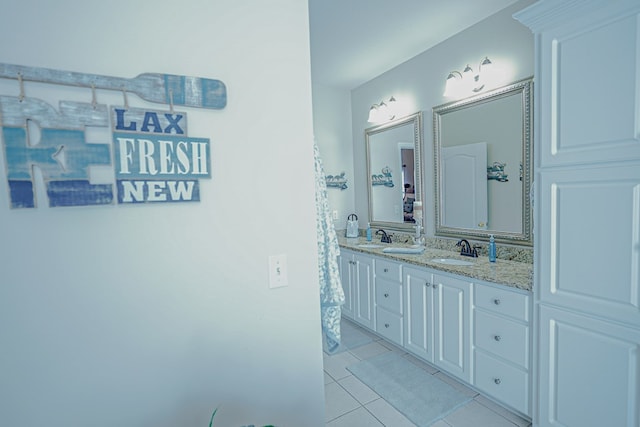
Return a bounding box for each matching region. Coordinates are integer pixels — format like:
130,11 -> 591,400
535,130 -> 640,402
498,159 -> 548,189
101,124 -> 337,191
314,143 -> 345,353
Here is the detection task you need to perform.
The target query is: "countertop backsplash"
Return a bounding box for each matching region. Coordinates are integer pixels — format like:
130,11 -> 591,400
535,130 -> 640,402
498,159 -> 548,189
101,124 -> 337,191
337,229 -> 533,264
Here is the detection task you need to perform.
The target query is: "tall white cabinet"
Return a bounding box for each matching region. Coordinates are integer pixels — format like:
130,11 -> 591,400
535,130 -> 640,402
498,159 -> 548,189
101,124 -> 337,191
515,1 -> 640,426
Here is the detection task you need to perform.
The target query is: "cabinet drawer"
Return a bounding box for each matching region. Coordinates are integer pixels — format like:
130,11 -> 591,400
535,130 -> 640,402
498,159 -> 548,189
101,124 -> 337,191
474,350 -> 529,416
376,307 -> 403,345
475,285 -> 530,322
375,259 -> 402,282
474,310 -> 529,369
376,278 -> 403,314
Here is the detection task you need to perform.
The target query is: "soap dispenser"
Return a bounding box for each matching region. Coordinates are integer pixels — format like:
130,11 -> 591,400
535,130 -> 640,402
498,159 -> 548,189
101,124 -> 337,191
488,234 -> 497,263
366,223 -> 372,241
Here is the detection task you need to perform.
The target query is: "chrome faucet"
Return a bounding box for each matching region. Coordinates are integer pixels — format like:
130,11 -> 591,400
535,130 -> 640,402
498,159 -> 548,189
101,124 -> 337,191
376,229 -> 392,244
456,239 -> 478,257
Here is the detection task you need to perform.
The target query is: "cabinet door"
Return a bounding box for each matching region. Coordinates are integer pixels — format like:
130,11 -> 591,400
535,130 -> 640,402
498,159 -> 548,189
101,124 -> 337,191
338,252 -> 355,319
404,266 -> 434,362
538,305 -> 640,427
353,253 -> 374,329
530,4 -> 640,168
433,273 -> 472,382
538,163 -> 640,326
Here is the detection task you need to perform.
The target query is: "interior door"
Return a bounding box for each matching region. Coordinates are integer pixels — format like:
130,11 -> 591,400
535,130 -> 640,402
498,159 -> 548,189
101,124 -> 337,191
442,142 -> 488,229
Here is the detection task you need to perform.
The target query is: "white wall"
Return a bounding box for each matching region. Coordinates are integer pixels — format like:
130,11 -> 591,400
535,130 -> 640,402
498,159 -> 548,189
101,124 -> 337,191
311,83 -> 355,226
350,0 -> 535,235
0,1 -> 325,426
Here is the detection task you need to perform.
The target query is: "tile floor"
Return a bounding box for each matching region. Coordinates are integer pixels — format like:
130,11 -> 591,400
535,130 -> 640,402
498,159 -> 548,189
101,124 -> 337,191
324,320 -> 532,427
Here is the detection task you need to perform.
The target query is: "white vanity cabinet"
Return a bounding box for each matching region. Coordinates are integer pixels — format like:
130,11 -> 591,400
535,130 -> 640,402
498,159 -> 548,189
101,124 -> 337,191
404,264 -> 531,412
374,258 -> 403,346
338,249 -> 374,329
403,265 -> 472,383
473,283 -> 531,416
339,249 -> 532,417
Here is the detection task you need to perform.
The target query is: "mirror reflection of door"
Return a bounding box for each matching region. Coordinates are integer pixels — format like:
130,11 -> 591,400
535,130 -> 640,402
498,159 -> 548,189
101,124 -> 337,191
441,142 -> 488,229
399,144 -> 415,223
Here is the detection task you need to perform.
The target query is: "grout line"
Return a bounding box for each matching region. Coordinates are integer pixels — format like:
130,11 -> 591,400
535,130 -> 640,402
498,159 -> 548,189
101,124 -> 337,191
362,397 -> 394,427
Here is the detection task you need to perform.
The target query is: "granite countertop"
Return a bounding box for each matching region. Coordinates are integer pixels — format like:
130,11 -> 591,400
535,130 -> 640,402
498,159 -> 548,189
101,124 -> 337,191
338,236 -> 533,292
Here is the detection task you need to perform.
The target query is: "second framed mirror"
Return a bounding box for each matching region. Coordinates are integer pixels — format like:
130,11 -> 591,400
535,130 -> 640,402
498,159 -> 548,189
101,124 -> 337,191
366,112 -> 423,232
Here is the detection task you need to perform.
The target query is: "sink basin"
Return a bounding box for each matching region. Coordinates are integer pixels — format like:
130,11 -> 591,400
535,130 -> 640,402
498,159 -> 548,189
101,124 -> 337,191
431,258 -> 474,266
383,247 -> 425,254
357,243 -> 383,249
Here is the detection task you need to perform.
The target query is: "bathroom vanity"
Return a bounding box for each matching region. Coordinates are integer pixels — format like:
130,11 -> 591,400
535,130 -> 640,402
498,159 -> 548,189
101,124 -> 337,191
338,237 -> 533,418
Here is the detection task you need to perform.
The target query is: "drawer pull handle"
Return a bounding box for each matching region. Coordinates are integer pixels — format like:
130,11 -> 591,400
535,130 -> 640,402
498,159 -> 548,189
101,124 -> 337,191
494,298 -> 501,305
494,335 -> 502,342
384,268 -> 389,273
494,378 -> 501,385
384,323 -> 390,328
384,293 -> 389,298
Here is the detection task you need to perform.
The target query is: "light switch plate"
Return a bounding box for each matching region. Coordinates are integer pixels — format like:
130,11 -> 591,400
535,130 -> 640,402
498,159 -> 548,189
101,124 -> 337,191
268,254 -> 288,288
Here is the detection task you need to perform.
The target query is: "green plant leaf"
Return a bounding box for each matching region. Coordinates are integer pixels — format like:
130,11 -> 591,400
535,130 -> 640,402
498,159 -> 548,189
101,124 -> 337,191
208,408 -> 218,427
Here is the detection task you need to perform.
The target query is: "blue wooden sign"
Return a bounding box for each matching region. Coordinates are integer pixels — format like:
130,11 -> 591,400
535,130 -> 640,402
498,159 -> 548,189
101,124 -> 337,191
0,63 -> 222,209
2,96 -> 113,208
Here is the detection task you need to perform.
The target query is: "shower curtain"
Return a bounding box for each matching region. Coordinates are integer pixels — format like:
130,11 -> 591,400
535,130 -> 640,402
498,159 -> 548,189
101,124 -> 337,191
314,143 -> 344,353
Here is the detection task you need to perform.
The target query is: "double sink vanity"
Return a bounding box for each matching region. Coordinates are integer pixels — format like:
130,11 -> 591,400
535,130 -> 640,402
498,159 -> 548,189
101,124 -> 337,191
337,235 -> 533,418
347,77 -> 536,418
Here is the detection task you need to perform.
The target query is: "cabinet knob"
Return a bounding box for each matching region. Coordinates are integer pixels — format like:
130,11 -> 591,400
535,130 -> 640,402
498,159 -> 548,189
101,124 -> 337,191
494,378 -> 501,385
384,293 -> 389,298
425,282 -> 431,287
384,323 -> 390,328
494,335 -> 501,342
384,268 -> 389,273
494,298 -> 501,305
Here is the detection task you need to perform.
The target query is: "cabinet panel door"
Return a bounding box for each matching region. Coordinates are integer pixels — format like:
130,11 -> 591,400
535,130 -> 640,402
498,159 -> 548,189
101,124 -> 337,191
404,266 -> 434,362
538,163 -> 640,325
354,254 -> 374,329
338,252 -> 355,319
538,305 -> 640,427
537,9 -> 640,166
433,274 -> 472,382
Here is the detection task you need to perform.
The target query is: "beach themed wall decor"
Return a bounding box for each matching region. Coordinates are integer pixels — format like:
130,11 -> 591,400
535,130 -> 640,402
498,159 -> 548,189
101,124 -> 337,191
0,63 -> 226,209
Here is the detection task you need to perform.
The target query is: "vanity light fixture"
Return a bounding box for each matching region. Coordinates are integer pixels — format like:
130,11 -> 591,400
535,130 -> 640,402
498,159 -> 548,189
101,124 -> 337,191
367,96 -> 397,123
444,57 -> 501,98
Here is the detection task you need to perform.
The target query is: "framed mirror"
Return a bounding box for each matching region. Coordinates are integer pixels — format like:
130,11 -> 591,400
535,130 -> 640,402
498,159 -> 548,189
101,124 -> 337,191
366,111 -> 423,232
433,77 -> 533,246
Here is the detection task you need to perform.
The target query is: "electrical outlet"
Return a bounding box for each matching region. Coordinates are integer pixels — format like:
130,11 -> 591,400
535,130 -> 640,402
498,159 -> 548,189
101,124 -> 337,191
268,254 -> 288,288
332,210 -> 338,220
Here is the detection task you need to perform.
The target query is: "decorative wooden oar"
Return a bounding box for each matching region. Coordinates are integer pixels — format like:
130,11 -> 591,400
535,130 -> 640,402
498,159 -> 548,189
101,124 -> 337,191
0,62 -> 227,110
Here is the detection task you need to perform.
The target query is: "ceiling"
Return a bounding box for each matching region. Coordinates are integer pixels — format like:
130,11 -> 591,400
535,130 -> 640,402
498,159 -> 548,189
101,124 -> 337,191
308,0 -> 521,90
